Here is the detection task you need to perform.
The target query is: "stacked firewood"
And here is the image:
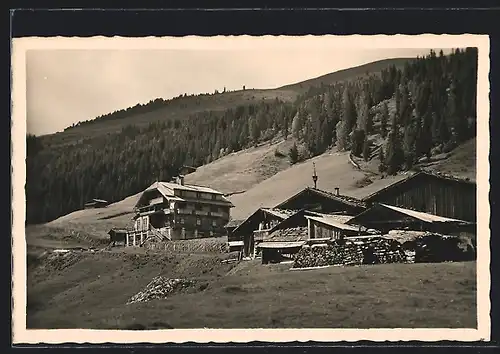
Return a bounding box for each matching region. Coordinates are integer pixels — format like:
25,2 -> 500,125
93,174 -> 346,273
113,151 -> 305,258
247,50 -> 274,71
127,276 -> 195,304
407,234 -> 475,263
293,237 -> 407,269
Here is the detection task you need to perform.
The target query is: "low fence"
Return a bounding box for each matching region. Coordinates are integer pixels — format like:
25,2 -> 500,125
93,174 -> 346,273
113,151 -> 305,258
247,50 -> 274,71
348,153 -> 361,170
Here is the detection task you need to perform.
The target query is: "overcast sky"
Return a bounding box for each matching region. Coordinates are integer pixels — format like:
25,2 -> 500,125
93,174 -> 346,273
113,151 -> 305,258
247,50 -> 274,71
26,45 -> 451,136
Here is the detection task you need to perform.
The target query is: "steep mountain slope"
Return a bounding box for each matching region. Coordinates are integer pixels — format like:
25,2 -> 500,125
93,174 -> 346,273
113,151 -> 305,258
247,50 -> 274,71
42,143 -> 408,234
40,57 -> 411,142
279,57 -> 412,94
44,138 -> 295,232
421,138 -> 476,181
227,150 -> 407,220
184,138 -> 295,194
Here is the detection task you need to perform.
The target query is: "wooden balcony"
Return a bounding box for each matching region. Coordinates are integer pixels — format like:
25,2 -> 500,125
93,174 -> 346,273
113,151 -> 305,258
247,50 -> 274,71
138,204 -> 171,215
253,230 -> 270,241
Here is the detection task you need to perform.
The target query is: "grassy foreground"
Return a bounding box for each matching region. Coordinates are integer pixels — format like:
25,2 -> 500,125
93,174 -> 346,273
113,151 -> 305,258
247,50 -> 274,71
27,248 -> 476,329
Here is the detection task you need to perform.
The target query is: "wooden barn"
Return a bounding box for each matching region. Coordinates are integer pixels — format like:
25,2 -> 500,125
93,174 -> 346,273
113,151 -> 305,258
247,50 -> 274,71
84,198 -> 110,209
230,208 -> 299,258
274,187 -> 366,215
305,214 -> 368,240
362,171 -> 476,222
346,203 -> 474,235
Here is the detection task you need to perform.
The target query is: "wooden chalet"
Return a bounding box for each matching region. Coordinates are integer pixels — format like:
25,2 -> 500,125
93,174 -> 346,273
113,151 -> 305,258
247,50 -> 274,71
362,171 -> 476,222
231,208 -> 300,258
127,179 -> 234,246
346,203 -> 474,235
84,198 -> 110,209
274,187 -> 366,215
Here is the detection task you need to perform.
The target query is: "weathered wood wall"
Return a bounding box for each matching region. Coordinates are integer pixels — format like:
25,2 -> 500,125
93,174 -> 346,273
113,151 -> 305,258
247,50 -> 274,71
366,175 -> 476,222
310,221 -> 360,240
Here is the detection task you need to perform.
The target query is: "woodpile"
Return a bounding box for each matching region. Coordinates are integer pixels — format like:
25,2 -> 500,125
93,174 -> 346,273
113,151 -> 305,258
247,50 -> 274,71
293,236 -> 407,269
292,230 -> 475,269
399,233 -> 476,263
127,276 -> 195,304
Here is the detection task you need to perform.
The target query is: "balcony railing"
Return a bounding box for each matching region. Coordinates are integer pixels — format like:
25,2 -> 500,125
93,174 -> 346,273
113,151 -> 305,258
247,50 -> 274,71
253,230 -> 269,241
138,204 -> 170,214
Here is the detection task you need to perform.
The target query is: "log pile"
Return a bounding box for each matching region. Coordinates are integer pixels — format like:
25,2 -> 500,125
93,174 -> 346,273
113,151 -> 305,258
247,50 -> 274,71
293,236 -> 407,269
403,233 -> 475,263
127,276 -> 195,304
292,231 -> 475,269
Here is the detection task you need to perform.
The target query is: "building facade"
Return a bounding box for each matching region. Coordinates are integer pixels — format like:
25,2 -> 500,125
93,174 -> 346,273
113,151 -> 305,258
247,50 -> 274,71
130,179 -> 234,243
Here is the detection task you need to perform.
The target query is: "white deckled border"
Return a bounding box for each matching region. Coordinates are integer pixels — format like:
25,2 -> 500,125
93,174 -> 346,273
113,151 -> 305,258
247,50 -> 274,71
11,34 -> 491,344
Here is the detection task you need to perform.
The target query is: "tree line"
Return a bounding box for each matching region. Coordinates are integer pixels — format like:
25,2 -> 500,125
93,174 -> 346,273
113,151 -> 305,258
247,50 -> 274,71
26,48 -> 477,224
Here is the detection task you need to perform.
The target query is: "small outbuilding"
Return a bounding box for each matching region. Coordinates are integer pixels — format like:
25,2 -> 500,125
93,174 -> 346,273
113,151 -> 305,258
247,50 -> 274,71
257,226 -> 308,264
108,228 -> 128,246
84,198 -> 110,209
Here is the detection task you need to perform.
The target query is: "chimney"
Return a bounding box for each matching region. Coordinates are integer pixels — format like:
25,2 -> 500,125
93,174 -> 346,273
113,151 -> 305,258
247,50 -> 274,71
334,187 -> 340,196
176,175 -> 185,186
312,162 -> 318,189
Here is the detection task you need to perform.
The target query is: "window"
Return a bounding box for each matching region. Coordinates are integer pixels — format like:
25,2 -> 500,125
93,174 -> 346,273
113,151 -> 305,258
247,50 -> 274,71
196,218 -> 201,226
180,218 -> 185,225
212,220 -> 217,227
210,206 -> 218,212
211,194 -> 217,200
195,204 -> 203,211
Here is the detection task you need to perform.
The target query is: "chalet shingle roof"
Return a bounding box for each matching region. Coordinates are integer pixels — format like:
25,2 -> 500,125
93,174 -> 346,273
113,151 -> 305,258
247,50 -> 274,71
225,219 -> 244,228
147,181 -> 226,195
137,181 -> 234,209
379,204 -> 467,223
305,215 -> 361,231
309,188 -> 367,208
274,187 -> 366,210
262,208 -> 299,219
304,212 -> 355,224
265,226 -> 309,242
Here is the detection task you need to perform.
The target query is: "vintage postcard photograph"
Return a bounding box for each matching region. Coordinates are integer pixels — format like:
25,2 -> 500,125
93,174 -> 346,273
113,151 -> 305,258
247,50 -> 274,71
11,34 -> 490,344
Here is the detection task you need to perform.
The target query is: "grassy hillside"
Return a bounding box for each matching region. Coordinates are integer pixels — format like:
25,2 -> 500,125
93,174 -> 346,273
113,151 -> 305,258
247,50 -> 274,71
421,138 -> 476,181
36,135 -> 474,239
40,57 -> 411,143
279,57 -> 412,94
45,89 -> 297,144
27,249 -> 476,329
184,138 -> 295,195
